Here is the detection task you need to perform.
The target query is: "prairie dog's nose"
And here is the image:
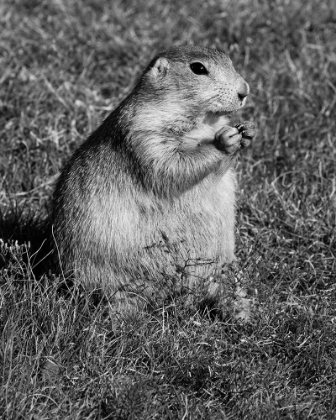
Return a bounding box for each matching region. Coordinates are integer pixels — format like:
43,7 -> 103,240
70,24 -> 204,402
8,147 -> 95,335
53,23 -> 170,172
237,79 -> 250,101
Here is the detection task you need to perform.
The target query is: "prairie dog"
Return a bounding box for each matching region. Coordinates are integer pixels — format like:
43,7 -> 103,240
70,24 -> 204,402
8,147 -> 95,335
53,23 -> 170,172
51,46 -> 255,310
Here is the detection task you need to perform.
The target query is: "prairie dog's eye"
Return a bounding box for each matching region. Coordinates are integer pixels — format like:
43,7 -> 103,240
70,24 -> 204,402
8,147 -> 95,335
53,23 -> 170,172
190,62 -> 208,75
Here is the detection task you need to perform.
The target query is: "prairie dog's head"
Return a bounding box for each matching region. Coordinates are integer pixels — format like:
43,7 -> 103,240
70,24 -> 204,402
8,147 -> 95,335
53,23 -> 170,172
141,46 -> 249,118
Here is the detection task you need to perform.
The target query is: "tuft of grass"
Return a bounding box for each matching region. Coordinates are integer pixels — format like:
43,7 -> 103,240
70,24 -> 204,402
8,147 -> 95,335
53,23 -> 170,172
1,0 -> 336,418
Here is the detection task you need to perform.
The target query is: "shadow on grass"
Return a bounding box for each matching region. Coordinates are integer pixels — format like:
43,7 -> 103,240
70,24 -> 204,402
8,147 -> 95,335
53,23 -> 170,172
0,207 -> 54,278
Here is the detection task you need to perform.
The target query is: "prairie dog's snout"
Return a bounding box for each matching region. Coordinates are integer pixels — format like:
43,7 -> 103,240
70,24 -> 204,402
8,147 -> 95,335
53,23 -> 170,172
237,79 -> 250,104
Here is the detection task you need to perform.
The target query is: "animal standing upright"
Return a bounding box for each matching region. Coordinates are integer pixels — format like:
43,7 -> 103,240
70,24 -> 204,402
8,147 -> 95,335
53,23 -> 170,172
52,46 -> 255,313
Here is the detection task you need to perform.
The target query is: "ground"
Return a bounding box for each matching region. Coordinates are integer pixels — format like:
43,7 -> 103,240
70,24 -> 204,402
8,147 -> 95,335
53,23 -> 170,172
0,0 -> 336,418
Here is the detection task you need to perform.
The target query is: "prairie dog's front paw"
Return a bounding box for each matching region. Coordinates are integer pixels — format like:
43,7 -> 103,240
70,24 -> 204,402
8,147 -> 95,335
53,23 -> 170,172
235,121 -> 256,149
214,125 -> 242,155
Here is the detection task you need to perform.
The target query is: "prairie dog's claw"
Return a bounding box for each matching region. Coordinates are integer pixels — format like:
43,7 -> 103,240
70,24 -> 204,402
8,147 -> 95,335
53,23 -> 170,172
214,125 -> 242,155
235,121 -> 256,140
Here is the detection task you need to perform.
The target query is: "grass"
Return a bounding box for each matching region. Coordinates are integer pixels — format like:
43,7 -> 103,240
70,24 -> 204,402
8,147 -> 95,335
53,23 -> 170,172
1,0 -> 336,418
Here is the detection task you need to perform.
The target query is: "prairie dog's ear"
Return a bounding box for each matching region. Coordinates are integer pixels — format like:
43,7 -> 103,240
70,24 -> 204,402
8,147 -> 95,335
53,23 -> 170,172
149,57 -> 170,79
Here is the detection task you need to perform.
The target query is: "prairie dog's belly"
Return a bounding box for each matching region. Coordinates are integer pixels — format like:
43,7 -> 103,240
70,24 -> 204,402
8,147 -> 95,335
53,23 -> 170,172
149,173 -> 236,261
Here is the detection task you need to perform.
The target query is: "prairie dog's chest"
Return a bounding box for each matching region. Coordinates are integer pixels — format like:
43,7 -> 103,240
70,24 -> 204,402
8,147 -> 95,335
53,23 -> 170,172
182,114 -> 230,148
